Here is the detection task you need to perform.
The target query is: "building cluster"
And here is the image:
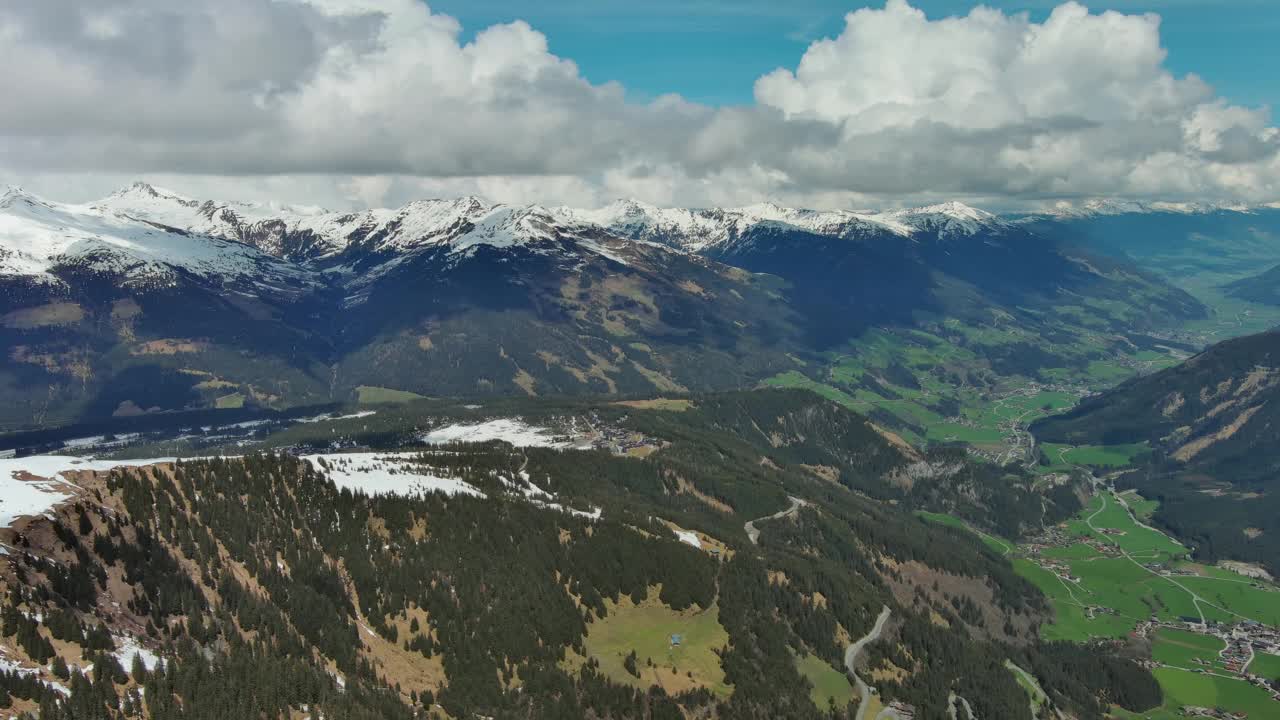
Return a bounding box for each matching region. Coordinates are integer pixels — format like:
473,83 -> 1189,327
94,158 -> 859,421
561,412 -> 664,456
1180,707 -> 1248,719
884,699 -> 917,719
1132,618 -> 1280,703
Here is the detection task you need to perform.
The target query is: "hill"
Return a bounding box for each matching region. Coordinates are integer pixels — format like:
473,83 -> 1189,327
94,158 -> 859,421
1032,330 -> 1280,575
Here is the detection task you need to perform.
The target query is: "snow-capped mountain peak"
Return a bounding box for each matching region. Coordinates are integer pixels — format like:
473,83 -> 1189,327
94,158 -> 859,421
108,181 -> 196,204
0,187 -> 311,287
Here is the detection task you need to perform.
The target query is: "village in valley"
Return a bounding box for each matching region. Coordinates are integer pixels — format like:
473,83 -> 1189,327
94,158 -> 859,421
952,475 -> 1280,719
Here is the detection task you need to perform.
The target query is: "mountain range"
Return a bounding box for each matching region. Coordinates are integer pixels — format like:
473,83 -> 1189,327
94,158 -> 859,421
0,183 -> 1229,428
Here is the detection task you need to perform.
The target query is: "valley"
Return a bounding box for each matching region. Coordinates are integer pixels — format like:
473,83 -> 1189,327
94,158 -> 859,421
927,477 -> 1280,719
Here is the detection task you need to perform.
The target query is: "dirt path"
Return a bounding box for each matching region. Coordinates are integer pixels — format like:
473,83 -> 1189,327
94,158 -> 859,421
845,605 -> 892,720
743,495 -> 807,545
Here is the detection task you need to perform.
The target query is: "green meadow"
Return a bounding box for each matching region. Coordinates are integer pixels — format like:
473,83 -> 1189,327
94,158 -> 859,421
794,652 -> 855,711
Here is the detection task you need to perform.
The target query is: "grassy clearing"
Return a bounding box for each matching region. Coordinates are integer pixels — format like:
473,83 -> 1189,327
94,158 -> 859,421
356,385 -> 426,404
1005,661 -> 1048,717
214,392 -> 245,409
918,512 -> 1013,555
582,592 -> 731,698
795,652 -> 855,711
1040,442 -> 1148,471
1119,491 -> 1160,521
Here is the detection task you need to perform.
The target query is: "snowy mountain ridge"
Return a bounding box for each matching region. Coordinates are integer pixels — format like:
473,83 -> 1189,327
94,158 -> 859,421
0,186 -> 309,288
12,182 -> 1271,286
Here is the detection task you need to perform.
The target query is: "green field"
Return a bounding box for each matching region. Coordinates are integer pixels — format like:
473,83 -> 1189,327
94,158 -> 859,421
1250,651 -> 1280,682
1039,442 -> 1148,472
795,652 -> 855,711
1012,558 -> 1133,641
582,594 -> 732,697
1146,668 -> 1277,719
1072,493 -> 1187,560
356,385 -> 427,404
214,392 -> 246,409
1174,576 -> 1280,626
1151,628 -> 1226,671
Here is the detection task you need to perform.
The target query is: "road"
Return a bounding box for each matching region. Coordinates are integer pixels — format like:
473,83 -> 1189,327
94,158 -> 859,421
947,693 -> 976,720
743,495 -> 808,545
845,605 -> 892,720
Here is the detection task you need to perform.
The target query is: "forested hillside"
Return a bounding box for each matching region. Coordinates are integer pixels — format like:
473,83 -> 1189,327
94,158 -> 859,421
0,391 -> 1158,719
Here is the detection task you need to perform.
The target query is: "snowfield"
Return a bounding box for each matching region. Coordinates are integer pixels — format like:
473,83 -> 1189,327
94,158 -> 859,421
0,186 -> 307,287
421,418 -> 568,448
0,455 -> 178,529
673,529 -> 702,549
295,410 -> 378,424
302,453 -> 485,498
113,635 -> 161,672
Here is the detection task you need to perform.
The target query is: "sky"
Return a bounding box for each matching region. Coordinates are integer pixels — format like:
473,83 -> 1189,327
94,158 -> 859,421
1,0 -> 1277,211
431,1 -> 1280,109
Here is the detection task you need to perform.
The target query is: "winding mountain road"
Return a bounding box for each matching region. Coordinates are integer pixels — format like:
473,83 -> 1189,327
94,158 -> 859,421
744,497 -> 898,720
743,495 -> 808,545
845,605 -> 892,720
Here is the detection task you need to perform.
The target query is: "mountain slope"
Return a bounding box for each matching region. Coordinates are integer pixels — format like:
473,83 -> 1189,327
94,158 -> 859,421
1,187 -> 804,427
1,184 -> 1209,429
1224,262 -> 1280,305
1032,329 -> 1280,575
589,199 -> 1204,344
0,390 -> 1158,719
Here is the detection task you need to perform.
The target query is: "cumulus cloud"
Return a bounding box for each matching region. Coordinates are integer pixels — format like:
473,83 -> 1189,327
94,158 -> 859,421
0,0 -> 1276,208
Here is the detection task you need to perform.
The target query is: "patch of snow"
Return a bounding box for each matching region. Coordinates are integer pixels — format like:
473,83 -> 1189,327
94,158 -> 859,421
530,501 -> 602,521
673,529 -> 701,548
0,455 -> 177,528
112,635 -> 161,672
302,452 -> 485,498
295,410 -> 377,424
421,419 -> 568,448
61,433 -> 141,450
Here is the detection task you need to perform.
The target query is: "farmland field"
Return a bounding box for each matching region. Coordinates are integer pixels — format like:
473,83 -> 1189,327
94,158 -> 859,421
1250,651 -> 1280,682
1150,629 -> 1226,670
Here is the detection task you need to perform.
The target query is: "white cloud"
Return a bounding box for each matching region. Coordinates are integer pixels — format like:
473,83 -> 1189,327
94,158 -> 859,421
0,0 -> 1276,209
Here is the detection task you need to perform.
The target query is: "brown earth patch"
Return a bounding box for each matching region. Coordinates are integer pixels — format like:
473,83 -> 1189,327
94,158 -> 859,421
2,301 -> 85,329
671,473 -> 734,515
881,560 -> 1041,645
132,338 -> 209,355
801,464 -> 841,484
1173,403 -> 1264,461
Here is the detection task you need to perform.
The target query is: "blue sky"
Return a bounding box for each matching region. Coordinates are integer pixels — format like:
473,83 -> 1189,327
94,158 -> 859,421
431,0 -> 1279,110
